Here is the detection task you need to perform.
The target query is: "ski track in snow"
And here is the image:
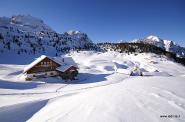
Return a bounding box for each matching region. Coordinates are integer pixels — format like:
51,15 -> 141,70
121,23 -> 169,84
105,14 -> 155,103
0,51 -> 185,122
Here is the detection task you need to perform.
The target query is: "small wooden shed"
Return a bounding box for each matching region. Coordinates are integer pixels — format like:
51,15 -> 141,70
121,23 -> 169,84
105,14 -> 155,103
56,65 -> 78,80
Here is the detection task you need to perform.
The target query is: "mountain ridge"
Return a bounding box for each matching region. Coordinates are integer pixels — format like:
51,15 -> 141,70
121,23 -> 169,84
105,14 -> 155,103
0,15 -> 93,56
0,15 -> 185,58
132,35 -> 185,57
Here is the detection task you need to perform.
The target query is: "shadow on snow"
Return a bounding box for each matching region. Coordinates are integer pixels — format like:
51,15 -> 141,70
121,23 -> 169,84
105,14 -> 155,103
39,73 -> 109,84
0,73 -> 108,90
0,100 -> 48,122
0,80 -> 42,90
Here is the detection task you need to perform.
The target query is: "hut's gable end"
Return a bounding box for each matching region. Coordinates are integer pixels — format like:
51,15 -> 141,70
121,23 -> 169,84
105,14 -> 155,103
65,66 -> 78,73
26,57 -> 61,74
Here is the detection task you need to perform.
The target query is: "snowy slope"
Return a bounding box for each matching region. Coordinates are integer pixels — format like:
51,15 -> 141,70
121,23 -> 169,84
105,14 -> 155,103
0,15 -> 93,56
28,76 -> 185,122
134,35 -> 185,57
0,51 -> 185,122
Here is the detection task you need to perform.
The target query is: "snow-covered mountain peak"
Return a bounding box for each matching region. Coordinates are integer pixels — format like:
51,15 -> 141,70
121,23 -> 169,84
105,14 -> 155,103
163,40 -> 173,45
146,35 -> 163,42
130,39 -> 139,43
147,35 -> 160,40
139,35 -> 165,49
67,30 -> 81,35
64,30 -> 92,43
163,40 -> 176,46
132,35 -> 185,57
0,15 -> 94,56
11,15 -> 44,25
9,15 -> 53,32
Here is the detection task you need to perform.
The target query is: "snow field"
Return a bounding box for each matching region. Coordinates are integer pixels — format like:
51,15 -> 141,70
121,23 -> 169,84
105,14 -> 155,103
0,51 -> 185,122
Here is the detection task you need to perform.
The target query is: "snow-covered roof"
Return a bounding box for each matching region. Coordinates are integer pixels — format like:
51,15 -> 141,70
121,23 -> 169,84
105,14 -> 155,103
56,64 -> 76,72
23,55 -> 61,73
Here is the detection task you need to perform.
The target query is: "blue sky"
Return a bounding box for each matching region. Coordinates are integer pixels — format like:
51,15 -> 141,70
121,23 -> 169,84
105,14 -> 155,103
0,0 -> 185,45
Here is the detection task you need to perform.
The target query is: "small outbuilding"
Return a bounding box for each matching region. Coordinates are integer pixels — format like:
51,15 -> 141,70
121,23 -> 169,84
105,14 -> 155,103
56,65 -> 78,80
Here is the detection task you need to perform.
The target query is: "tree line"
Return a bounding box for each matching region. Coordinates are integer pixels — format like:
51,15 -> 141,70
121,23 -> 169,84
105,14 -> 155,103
97,42 -> 185,66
